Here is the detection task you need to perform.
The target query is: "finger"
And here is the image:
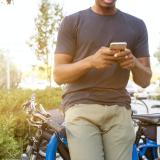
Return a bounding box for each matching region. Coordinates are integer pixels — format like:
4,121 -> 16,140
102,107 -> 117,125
114,51 -> 128,58
114,49 -> 131,58
100,47 -> 116,56
120,60 -> 135,69
99,61 -> 115,68
115,56 -> 126,61
103,55 -> 117,60
124,53 -> 133,59
120,59 -> 132,66
116,54 -> 133,63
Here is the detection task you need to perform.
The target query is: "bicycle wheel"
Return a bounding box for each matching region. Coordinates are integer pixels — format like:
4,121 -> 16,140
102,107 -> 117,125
57,141 -> 70,160
138,146 -> 159,160
21,152 -> 37,160
131,98 -> 149,114
21,143 -> 37,160
37,138 -> 48,159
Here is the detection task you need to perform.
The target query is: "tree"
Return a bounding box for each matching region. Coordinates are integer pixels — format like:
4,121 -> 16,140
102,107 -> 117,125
0,50 -> 21,89
154,47 -> 160,63
29,0 -> 64,87
1,0 -> 13,4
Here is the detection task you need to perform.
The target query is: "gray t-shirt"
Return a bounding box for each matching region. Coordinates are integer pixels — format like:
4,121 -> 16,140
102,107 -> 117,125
55,8 -> 149,110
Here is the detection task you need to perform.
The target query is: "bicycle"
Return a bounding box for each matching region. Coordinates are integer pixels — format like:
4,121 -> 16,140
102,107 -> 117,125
21,94 -> 70,160
132,112 -> 160,160
131,95 -> 160,160
131,94 -> 150,114
22,94 -> 160,160
46,107 -> 160,160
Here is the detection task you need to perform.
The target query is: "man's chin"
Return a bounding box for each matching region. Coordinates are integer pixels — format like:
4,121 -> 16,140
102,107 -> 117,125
103,0 -> 114,3
102,0 -> 115,6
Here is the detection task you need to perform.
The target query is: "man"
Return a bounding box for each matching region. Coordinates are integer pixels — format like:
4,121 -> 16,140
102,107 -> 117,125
54,0 -> 152,159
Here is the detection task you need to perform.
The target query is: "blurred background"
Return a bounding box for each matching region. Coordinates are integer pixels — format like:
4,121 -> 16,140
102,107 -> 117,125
0,0 -> 160,91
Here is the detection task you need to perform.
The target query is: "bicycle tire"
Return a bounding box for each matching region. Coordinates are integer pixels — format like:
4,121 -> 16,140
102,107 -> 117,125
57,141 -> 70,160
21,153 -> 37,160
131,98 -> 149,114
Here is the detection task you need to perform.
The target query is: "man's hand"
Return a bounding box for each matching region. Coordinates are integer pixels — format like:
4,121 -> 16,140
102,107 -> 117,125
114,48 -> 136,70
112,48 -> 152,88
54,46 -> 116,84
90,47 -> 116,69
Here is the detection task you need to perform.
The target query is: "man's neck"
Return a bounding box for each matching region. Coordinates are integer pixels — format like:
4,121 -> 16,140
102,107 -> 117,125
92,5 -> 117,16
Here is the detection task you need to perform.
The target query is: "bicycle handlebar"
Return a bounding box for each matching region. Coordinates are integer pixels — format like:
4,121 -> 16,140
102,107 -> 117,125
23,94 -> 64,132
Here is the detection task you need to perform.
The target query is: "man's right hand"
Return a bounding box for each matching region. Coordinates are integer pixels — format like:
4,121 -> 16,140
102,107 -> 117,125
54,47 -> 116,84
90,47 -> 116,69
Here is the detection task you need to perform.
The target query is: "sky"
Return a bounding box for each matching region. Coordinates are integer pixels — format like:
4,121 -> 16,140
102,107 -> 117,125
0,0 -> 160,72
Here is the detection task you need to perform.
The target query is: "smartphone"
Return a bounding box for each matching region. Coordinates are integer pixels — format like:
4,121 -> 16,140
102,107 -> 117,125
110,42 -> 127,51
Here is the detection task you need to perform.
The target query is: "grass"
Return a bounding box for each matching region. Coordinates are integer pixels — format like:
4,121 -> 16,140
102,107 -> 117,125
0,88 -> 62,159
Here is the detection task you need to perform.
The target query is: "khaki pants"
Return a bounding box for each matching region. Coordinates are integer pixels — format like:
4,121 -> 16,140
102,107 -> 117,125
65,104 -> 135,160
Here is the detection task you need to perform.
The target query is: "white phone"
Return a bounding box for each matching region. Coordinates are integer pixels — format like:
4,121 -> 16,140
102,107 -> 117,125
110,42 -> 127,51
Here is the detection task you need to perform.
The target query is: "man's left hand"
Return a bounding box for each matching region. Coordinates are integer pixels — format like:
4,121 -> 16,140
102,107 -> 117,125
114,49 -> 136,70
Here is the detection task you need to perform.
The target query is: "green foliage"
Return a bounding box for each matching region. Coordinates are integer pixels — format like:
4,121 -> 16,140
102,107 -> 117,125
0,88 -> 62,159
0,0 -> 12,4
0,88 -> 62,113
0,115 -> 21,159
31,0 -> 63,60
34,88 -> 62,109
154,47 -> 160,63
149,87 -> 160,100
29,0 -> 64,86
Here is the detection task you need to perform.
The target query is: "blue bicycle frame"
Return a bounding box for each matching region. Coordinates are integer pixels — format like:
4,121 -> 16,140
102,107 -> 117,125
132,144 -> 139,160
132,138 -> 160,160
46,134 -> 67,160
46,135 -> 160,160
46,135 -> 58,160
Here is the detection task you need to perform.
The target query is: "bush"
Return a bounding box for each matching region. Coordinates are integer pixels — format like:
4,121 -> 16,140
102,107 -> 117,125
0,88 -> 62,113
0,88 -> 62,159
0,115 -> 20,159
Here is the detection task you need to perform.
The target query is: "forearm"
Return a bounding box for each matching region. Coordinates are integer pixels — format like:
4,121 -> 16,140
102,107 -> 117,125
54,47 -> 116,85
53,56 -> 92,85
131,58 -> 152,88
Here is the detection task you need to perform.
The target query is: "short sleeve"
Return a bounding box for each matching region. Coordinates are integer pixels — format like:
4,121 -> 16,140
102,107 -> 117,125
55,16 -> 77,56
133,20 -> 149,58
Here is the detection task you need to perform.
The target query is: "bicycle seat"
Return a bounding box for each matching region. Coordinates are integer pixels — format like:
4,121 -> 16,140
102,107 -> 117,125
132,113 -> 160,125
46,117 -> 64,132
